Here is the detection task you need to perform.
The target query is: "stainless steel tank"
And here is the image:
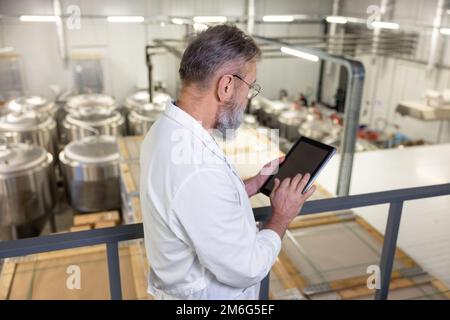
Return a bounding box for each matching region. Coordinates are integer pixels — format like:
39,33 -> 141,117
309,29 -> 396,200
63,107 -> 125,142
259,99 -> 290,128
127,103 -> 164,136
59,135 -> 121,212
0,140 -> 56,233
277,109 -> 306,141
298,118 -> 328,141
0,110 -> 58,156
64,93 -> 116,114
124,90 -> 171,112
59,94 -> 117,141
124,90 -> 170,134
248,97 -> 262,116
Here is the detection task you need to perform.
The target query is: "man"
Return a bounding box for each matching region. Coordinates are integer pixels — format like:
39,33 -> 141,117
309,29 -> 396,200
140,24 -> 316,300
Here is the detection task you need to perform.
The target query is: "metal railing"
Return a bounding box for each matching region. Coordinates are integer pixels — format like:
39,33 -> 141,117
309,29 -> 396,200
1,183 -> 449,300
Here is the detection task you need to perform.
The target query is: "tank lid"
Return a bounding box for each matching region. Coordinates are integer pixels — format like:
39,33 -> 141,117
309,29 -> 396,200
131,107 -> 161,122
138,102 -> 166,113
66,94 -> 116,110
244,114 -> 257,125
126,91 -> 170,109
64,135 -> 119,164
153,92 -> 171,106
0,142 -> 48,174
7,96 -> 55,113
0,111 -> 52,131
66,107 -> 122,127
263,101 -> 290,114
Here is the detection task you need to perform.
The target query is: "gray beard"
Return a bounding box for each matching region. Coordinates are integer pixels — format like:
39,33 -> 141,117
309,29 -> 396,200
215,99 -> 245,140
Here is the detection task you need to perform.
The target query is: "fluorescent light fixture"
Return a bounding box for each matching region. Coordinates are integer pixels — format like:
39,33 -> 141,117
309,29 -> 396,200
280,46 -> 319,62
262,15 -> 294,22
326,16 -> 347,24
0,47 -> 14,53
440,28 -> 450,35
20,15 -> 59,22
371,21 -> 399,30
193,16 -> 227,23
106,16 -> 144,23
171,18 -> 184,25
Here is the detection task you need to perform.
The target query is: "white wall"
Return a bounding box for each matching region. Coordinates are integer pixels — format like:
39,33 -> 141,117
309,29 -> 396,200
0,0 -> 332,102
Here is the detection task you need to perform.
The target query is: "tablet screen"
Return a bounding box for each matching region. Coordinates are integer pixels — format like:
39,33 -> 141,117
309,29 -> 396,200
262,137 -> 335,195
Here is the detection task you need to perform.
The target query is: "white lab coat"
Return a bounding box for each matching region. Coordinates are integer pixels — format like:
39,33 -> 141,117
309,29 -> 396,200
140,102 -> 281,300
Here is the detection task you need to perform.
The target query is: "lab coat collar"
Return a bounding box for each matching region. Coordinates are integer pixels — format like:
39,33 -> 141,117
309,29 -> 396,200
164,101 -> 226,161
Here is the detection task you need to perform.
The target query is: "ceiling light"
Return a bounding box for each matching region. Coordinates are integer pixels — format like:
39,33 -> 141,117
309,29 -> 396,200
20,15 -> 59,22
262,15 -> 294,22
326,16 -> 348,24
280,46 -> 319,62
440,28 -> 450,35
106,16 -> 144,23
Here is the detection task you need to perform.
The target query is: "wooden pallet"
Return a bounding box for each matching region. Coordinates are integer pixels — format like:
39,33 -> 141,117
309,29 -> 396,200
117,136 -> 143,162
119,161 -> 140,196
70,210 -> 121,232
0,241 -> 150,300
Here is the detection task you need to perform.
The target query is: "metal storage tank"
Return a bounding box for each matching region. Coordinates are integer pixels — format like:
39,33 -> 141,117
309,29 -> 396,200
259,100 -> 290,128
277,109 -> 306,141
124,90 -> 171,113
62,107 -> 125,142
59,135 -> 121,212
0,110 -> 58,156
124,90 -> 170,134
127,102 -> 165,136
0,139 -> 57,240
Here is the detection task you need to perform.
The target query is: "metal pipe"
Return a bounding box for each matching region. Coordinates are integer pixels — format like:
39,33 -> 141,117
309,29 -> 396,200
145,45 -> 154,103
375,201 -> 404,300
247,0 -> 255,35
253,35 -> 365,196
106,242 -> 123,300
427,0 -> 446,71
259,273 -> 270,300
53,0 -> 68,66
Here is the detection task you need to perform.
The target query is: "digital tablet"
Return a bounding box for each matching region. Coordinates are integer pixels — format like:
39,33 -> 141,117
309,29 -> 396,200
260,136 -> 336,196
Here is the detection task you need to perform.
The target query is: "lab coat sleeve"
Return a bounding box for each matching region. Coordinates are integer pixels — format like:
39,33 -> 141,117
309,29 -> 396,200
171,168 -> 281,289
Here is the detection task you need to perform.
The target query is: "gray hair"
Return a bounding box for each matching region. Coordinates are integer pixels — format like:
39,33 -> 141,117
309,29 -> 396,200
179,24 -> 261,88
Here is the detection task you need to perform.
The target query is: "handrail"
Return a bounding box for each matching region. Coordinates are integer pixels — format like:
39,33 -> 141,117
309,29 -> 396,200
254,183 -> 450,221
1,183 -> 449,300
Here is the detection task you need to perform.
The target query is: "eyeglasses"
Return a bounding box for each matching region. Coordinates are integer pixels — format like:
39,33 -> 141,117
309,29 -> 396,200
232,74 -> 261,99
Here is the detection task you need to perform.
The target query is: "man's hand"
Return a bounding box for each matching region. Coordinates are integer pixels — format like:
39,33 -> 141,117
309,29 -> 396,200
244,156 -> 285,197
265,173 -> 316,239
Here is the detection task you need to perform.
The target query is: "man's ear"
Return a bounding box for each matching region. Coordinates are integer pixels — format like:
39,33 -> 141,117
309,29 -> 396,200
217,74 -> 234,102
